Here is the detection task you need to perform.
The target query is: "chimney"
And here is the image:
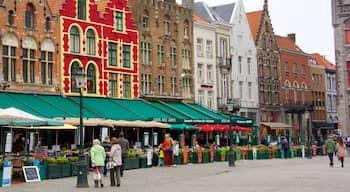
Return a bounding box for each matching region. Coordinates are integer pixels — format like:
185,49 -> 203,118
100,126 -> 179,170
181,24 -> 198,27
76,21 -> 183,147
287,33 -> 296,43
182,0 -> 194,9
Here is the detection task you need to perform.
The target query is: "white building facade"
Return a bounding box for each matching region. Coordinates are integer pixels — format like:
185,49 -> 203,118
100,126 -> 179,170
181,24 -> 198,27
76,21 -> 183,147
212,0 -> 259,122
194,2 -> 232,112
193,17 -> 217,110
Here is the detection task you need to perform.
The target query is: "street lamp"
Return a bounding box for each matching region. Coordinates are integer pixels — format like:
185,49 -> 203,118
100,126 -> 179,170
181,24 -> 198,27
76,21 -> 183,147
305,108 -> 312,159
227,98 -> 240,167
75,68 -> 89,188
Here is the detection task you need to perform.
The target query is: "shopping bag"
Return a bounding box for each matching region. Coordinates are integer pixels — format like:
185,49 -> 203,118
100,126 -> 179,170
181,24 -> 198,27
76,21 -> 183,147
106,161 -> 114,169
93,167 -> 101,180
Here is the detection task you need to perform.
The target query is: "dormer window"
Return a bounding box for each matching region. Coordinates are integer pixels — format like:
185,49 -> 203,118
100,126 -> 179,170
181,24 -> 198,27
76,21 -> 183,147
115,11 -> 124,32
77,0 -> 86,20
25,3 -> 35,28
8,10 -> 14,25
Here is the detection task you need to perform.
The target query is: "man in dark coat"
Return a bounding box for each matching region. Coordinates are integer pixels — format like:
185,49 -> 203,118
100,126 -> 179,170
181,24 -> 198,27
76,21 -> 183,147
118,132 -> 129,177
281,138 -> 289,158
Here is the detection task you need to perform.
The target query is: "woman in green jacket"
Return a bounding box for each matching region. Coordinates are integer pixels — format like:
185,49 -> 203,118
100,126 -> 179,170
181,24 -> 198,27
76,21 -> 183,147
90,139 -> 106,187
325,135 -> 336,167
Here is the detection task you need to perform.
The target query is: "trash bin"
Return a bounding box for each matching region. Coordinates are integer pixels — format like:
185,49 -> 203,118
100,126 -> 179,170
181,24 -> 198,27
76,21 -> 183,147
146,149 -> 153,168
252,147 -> 257,160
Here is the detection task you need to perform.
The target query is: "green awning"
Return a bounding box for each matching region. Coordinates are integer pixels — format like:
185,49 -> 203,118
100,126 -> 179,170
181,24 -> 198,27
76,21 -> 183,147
168,123 -> 200,131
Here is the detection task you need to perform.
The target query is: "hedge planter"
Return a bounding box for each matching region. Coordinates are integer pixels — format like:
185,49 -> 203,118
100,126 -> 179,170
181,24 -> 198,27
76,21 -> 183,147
152,154 -> 159,167
47,164 -> 61,179
257,152 -> 269,160
247,150 -> 254,160
0,168 -> 3,187
124,157 -> 139,170
192,151 -> 198,163
178,152 -> 184,165
215,150 -> 221,161
60,163 -> 71,177
202,151 -> 210,163
139,158 -> 147,168
39,160 -> 48,180
71,162 -> 78,176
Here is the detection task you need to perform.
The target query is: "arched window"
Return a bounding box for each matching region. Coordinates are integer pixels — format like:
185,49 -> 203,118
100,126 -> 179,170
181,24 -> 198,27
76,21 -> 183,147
25,3 -> 35,28
294,82 -> 298,104
70,62 -> 81,93
45,17 -> 51,31
70,26 -> 80,53
87,64 -> 96,94
86,29 -> 96,55
285,81 -> 290,104
8,10 -> 14,25
302,83 -> 306,105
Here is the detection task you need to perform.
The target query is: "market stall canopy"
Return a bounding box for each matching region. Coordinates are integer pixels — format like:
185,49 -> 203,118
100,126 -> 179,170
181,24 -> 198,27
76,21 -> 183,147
64,118 -> 170,129
168,123 -> 200,131
196,124 -> 252,132
3,123 -> 77,130
261,122 -> 292,129
0,107 -> 64,126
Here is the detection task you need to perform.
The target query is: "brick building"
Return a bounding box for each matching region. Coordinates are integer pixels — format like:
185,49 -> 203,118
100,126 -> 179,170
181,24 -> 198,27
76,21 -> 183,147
0,0 -> 60,93
49,0 -> 139,98
128,0 -> 194,101
276,34 -> 311,142
247,1 -> 284,133
308,56 -> 327,139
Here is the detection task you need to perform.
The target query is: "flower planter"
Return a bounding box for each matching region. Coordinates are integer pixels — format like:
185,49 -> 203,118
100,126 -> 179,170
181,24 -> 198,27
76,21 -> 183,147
215,150 -> 221,161
47,164 -> 61,179
247,150 -> 254,160
124,157 -> 139,170
60,163 -> 71,177
257,151 -> 269,159
178,152 -> 184,165
192,151 -> 198,163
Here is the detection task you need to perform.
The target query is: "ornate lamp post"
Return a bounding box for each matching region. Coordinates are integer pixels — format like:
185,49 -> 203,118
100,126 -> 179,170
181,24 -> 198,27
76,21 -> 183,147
75,68 -> 89,188
227,98 -> 240,167
305,108 -> 312,159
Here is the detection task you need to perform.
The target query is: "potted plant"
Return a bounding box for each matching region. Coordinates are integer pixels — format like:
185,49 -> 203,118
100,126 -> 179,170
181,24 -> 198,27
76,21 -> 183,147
124,149 -> 139,170
68,157 -> 79,176
47,158 -> 60,179
202,149 -> 210,163
57,157 -> 70,177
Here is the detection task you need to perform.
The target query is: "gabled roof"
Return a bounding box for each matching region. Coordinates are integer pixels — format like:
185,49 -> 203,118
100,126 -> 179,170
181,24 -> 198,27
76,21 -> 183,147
246,10 -> 263,43
194,2 -> 224,22
95,0 -> 109,17
47,0 -> 65,15
275,35 -> 305,53
211,3 -> 235,23
311,53 -> 336,70
193,13 -> 208,24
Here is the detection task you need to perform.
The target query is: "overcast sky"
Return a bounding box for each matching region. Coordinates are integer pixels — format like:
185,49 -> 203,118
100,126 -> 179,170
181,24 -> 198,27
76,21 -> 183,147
176,0 -> 335,63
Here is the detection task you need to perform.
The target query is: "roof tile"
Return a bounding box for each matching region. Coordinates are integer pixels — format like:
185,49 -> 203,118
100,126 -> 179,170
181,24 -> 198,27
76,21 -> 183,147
246,10 -> 263,43
275,35 -> 305,53
311,53 -> 335,70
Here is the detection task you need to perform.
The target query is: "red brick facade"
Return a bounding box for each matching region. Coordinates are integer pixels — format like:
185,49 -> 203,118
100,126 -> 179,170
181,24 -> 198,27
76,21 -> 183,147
0,0 -> 61,93
51,0 -> 139,98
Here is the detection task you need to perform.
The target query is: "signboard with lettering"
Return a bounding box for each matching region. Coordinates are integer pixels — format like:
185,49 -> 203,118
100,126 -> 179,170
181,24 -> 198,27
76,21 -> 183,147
23,166 -> 41,182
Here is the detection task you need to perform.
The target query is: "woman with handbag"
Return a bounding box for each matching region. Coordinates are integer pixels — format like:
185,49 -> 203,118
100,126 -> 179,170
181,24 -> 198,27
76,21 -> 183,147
90,139 -> 106,187
336,137 -> 348,168
109,137 -> 122,187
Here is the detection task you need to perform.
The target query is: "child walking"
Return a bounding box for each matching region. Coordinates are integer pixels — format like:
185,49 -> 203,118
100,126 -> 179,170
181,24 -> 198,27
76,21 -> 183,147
158,144 -> 164,167
173,141 -> 179,167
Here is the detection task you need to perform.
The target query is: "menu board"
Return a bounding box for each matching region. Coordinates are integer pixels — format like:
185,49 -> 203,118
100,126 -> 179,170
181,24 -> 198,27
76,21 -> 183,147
22,166 -> 41,182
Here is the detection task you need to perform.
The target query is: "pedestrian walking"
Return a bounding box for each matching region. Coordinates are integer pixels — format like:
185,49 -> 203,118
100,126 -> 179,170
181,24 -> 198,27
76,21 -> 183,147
281,138 -> 289,159
325,135 -> 336,167
336,137 -> 348,168
90,139 -> 106,187
102,136 -> 111,176
109,137 -> 122,187
173,140 -> 179,167
118,132 -> 129,177
163,134 -> 172,166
